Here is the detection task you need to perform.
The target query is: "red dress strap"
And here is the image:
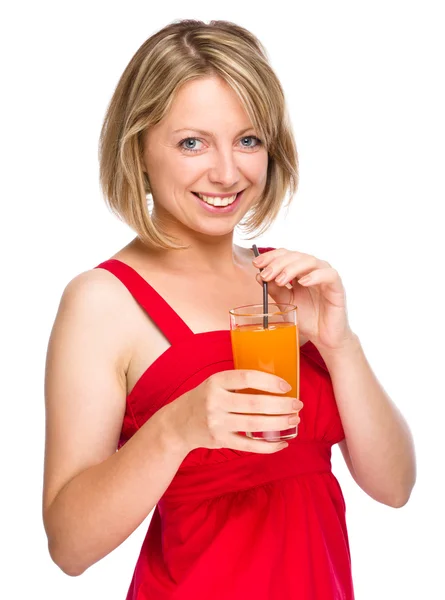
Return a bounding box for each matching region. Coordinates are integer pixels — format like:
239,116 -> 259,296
94,259 -> 194,345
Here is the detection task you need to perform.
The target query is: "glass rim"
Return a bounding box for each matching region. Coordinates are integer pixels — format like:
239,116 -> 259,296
229,302 -> 297,318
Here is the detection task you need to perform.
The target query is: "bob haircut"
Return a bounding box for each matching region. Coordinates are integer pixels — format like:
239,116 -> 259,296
99,19 -> 299,250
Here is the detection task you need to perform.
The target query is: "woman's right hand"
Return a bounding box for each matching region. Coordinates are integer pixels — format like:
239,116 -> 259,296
166,370 -> 303,454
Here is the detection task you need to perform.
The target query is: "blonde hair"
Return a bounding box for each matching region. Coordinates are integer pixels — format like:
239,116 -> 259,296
99,19 -> 299,250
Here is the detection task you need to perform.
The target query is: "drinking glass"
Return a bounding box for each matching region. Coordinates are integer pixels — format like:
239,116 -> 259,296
229,303 -> 299,442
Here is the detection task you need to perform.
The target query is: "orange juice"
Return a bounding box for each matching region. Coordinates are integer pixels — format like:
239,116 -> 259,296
230,321 -> 299,441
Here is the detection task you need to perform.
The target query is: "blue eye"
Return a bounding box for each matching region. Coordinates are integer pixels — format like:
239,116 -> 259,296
179,138 -> 203,153
240,136 -> 261,149
178,136 -> 263,154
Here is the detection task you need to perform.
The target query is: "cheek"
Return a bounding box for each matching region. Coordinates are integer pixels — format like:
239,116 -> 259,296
149,151 -> 197,191
175,159 -> 202,184
248,151 -> 269,185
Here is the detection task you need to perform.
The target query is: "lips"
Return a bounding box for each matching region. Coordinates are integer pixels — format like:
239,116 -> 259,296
191,190 -> 243,202
192,189 -> 245,213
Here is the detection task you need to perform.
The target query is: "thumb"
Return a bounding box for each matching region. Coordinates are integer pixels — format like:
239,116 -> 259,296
255,273 -> 292,305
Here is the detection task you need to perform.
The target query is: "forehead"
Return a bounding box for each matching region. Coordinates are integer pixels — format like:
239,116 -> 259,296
164,76 -> 253,133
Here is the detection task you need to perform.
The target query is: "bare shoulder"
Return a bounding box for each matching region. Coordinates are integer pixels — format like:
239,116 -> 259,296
42,267 -> 132,519
63,266 -> 130,307
58,268 -> 135,375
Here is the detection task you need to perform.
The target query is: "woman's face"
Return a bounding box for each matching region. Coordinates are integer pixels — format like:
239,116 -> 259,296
141,76 -> 269,239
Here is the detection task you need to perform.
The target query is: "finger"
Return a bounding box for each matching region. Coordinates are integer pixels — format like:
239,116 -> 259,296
256,271 -> 293,293
228,432 -> 289,453
252,247 -> 289,268
297,267 -> 342,291
260,255 -> 318,287
255,272 -> 293,300
254,250 -> 296,273
225,410 -> 300,433
226,392 -> 303,415
254,274 -> 296,322
215,369 -> 293,394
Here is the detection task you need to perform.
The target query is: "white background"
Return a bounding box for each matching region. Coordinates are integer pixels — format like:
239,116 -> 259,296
2,1 -> 443,598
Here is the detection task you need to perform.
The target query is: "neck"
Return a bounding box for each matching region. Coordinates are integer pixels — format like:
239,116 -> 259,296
133,233 -> 251,277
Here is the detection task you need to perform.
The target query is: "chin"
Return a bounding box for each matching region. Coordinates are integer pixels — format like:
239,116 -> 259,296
191,222 -> 238,238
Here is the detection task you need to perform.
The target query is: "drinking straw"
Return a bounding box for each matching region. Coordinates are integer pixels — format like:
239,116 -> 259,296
252,244 -> 269,329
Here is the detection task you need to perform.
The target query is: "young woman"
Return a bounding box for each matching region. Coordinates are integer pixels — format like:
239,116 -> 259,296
42,19 -> 416,599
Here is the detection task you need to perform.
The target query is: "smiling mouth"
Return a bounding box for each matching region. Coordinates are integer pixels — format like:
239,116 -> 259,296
191,190 -> 244,207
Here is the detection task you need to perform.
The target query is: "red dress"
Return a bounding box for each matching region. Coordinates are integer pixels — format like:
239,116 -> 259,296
95,247 -> 355,599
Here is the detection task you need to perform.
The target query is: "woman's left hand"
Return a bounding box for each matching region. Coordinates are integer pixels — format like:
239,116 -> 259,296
253,248 -> 356,351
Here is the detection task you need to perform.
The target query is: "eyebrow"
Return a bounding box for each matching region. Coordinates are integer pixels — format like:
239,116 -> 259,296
172,127 -> 255,137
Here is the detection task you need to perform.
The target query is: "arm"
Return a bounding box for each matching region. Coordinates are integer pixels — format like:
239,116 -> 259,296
42,271 -> 189,577
318,334 -> 416,508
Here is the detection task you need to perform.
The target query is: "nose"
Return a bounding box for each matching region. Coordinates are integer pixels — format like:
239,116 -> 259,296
208,147 -> 241,188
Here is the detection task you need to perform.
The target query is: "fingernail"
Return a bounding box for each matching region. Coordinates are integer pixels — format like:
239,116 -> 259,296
298,275 -> 311,285
261,267 -> 272,278
280,380 -> 292,392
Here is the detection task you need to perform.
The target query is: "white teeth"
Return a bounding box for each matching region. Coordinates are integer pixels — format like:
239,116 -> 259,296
197,192 -> 238,206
